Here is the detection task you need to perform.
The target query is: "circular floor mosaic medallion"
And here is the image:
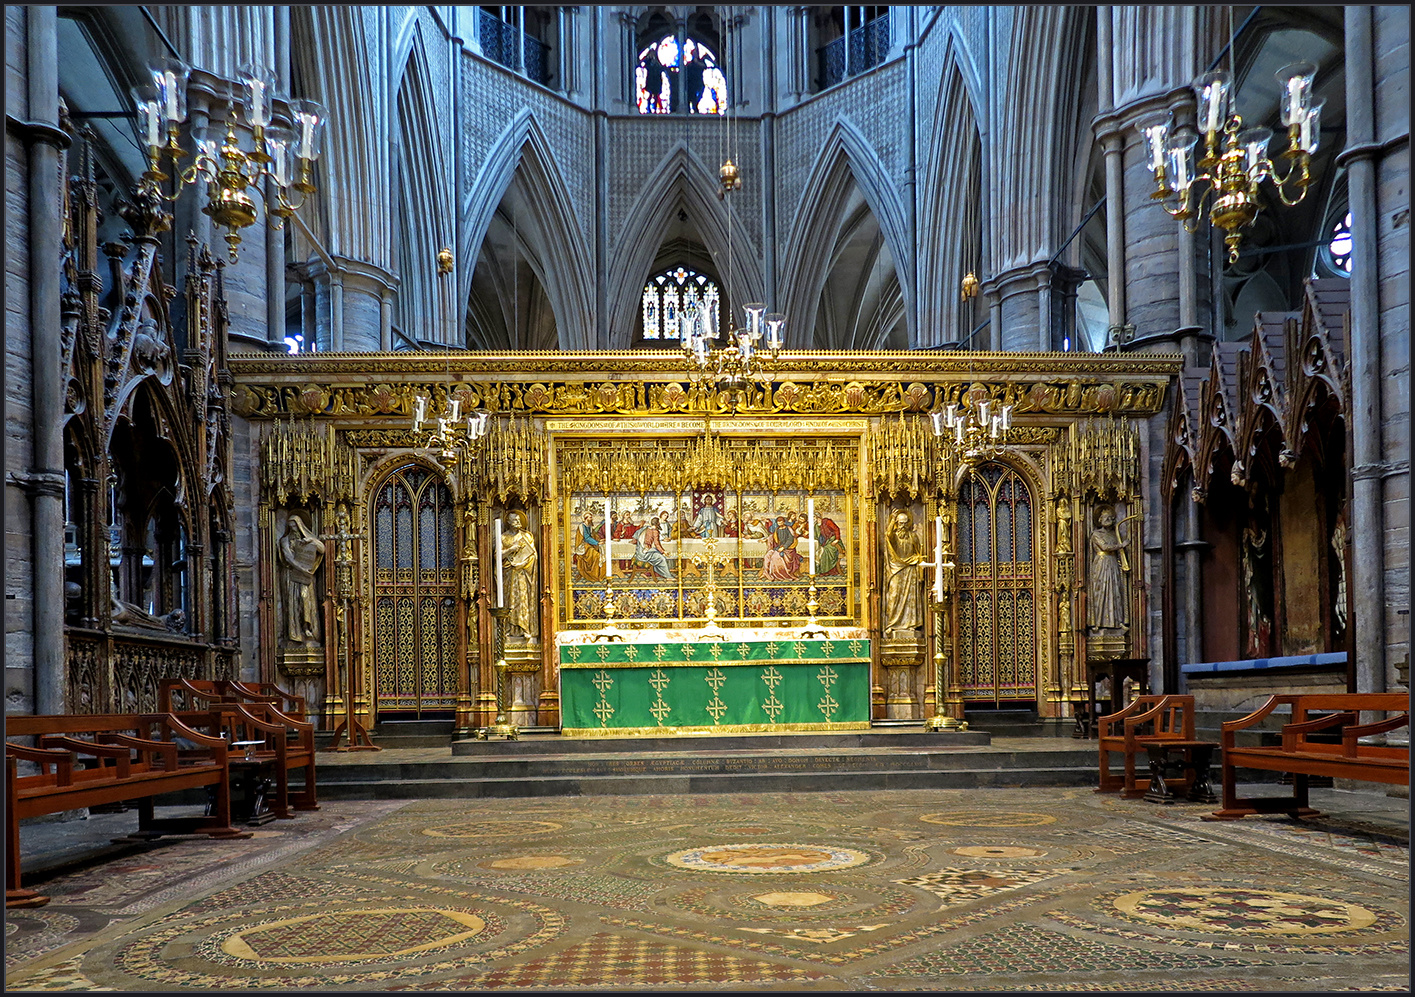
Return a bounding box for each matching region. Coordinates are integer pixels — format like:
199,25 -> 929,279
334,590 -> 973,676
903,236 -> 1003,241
422,819 -> 564,839
950,844 -> 1048,858
664,843 -> 872,874
1111,888 -> 1382,935
920,811 -> 1057,827
220,908 -> 488,964
478,855 -> 584,871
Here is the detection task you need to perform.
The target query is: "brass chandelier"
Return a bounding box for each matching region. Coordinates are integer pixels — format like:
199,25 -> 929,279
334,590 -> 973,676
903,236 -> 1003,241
1137,60 -> 1321,263
930,394 -> 1017,467
681,301 -> 785,411
133,60 -> 326,262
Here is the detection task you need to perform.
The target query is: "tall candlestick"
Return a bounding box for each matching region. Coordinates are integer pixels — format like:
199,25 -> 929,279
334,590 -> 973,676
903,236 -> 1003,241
493,518 -> 504,608
603,496 -> 612,578
807,496 -> 816,575
934,516 -> 944,600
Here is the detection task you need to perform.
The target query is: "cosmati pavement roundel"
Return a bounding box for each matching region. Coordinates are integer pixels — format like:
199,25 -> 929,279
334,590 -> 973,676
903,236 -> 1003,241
663,842 -> 873,874
1109,887 -> 1387,936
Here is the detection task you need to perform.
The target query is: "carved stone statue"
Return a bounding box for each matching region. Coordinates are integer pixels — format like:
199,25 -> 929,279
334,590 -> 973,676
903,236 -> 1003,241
278,512 -> 325,644
501,511 -> 539,642
1055,496 -> 1073,553
1086,506 -> 1129,632
882,509 -> 924,639
110,590 -> 170,631
1242,523 -> 1271,658
1330,509 -> 1348,632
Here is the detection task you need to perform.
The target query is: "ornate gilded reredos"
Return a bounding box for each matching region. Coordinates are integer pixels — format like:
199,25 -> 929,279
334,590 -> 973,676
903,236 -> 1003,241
227,350 -> 1184,421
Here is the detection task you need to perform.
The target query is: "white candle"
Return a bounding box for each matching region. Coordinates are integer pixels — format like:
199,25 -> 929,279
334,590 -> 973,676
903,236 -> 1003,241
807,496 -> 816,576
493,518 -> 503,608
603,496 -> 612,578
1204,83 -> 1221,134
298,115 -> 315,159
250,79 -> 265,129
934,516 -> 944,599
163,70 -> 179,121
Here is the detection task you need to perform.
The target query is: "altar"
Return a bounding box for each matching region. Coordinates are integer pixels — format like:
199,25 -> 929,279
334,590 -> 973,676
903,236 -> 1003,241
557,627 -> 871,736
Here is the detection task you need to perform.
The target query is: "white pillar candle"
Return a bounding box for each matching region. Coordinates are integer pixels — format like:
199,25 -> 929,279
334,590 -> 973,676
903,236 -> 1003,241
603,496 -> 612,578
163,70 -> 179,121
807,496 -> 816,575
934,516 -> 944,599
493,518 -> 504,608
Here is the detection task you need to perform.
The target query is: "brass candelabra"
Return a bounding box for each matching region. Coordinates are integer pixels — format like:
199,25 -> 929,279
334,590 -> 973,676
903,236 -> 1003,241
475,608 -> 519,740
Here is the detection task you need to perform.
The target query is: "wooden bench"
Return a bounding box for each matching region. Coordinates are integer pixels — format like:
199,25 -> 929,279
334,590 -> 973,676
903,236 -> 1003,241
1095,694 -> 1201,798
6,712 -> 250,909
159,679 -> 319,821
1204,692 -> 1410,821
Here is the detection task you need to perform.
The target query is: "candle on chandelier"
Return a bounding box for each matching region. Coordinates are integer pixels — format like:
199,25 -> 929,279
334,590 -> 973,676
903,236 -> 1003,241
603,496 -> 612,579
493,518 -> 504,608
934,516 -> 944,600
807,496 -> 816,576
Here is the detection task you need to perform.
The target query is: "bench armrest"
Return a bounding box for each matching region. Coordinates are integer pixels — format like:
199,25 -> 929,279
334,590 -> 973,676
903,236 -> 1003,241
223,702 -> 288,735
1097,699 -> 1150,738
1220,694 -> 1302,745
1281,711 -> 1357,751
6,743 -> 76,784
1342,713 -> 1412,755
95,733 -> 177,771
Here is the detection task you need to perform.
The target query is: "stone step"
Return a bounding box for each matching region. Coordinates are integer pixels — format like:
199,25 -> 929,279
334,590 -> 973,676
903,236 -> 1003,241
312,764 -> 1100,800
452,729 -> 992,755
318,746 -> 1094,783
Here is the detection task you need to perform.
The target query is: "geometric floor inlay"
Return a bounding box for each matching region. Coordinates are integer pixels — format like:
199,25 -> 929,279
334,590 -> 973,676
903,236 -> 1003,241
663,843 -> 873,874
895,868 -> 1078,909
920,811 -> 1059,827
881,923 -> 1256,975
1109,888 -> 1384,936
389,933 -> 836,988
5,788 -> 1406,992
222,908 -> 489,963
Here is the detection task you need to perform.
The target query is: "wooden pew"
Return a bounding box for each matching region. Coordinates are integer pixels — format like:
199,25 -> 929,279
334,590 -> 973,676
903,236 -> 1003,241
1204,692 -> 1410,821
1094,694 -> 1200,798
6,712 -> 250,909
159,679 -> 319,821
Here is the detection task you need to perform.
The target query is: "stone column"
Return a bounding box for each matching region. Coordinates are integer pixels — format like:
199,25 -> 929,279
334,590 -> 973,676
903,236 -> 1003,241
1034,264 -> 1052,351
25,5 -> 68,714
1095,8 -> 1125,345
1178,494 -> 1205,666
1341,5 -> 1387,696
330,269 -> 344,351
264,6 -> 291,352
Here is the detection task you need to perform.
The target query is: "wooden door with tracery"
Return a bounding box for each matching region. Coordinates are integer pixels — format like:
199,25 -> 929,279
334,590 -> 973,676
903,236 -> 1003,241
955,462 -> 1038,705
371,465 -> 460,718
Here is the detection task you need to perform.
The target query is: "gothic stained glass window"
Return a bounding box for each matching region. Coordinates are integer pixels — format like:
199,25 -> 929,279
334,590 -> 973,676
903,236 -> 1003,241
1327,210 -> 1352,274
635,34 -> 727,114
641,266 -> 721,342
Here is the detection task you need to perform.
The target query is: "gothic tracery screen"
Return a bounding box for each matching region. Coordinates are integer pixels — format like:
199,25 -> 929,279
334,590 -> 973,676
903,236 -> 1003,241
372,466 -> 459,716
956,462 -> 1038,704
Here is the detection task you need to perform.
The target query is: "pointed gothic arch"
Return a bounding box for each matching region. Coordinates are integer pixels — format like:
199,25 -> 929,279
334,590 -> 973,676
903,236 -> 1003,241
919,55 -> 984,346
604,142 -> 763,349
460,110 -> 595,349
392,25 -> 456,345
778,120 -> 913,348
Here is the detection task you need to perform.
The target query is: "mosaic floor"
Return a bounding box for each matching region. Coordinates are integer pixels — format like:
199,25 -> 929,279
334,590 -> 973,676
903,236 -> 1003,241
5,787 -> 1409,991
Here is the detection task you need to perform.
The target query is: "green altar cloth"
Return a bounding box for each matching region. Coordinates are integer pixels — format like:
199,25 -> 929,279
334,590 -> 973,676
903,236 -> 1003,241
558,635 -> 871,735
